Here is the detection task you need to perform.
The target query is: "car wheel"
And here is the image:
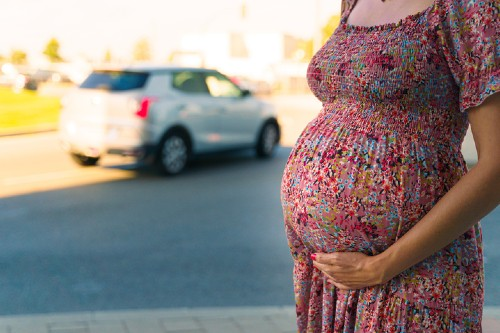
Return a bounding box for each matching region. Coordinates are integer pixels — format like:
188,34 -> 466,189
256,122 -> 279,158
157,132 -> 190,175
70,153 -> 99,166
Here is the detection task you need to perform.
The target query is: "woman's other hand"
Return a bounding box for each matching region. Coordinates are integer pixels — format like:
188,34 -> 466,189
311,252 -> 390,290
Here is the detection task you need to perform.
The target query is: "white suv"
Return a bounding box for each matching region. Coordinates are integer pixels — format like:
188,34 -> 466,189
59,66 -> 280,175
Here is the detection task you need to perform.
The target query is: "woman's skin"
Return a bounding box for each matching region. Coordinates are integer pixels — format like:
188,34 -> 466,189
312,0 -> 500,290
346,0 -> 435,27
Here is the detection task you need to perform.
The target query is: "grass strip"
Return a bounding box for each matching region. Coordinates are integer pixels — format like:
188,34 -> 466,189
0,87 -> 61,135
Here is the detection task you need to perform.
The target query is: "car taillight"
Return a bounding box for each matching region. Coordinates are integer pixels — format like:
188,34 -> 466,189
135,97 -> 156,119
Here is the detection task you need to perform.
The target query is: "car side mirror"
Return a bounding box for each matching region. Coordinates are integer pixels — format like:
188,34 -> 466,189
241,89 -> 251,97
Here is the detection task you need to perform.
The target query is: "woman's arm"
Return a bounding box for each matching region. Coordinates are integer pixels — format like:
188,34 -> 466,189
313,93 -> 500,290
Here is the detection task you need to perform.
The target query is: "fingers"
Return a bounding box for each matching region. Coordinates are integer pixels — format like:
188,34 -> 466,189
313,264 -> 363,290
312,259 -> 354,276
311,253 -> 373,290
311,251 -> 381,290
312,261 -> 337,278
311,265 -> 347,289
311,252 -> 339,265
312,261 -> 349,284
328,279 -> 351,290
311,254 -> 348,282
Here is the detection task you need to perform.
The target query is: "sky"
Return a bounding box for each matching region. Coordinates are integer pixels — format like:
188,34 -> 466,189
0,0 -> 341,64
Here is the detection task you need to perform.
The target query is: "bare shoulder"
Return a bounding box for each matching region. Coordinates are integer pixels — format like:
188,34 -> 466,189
347,0 -> 436,27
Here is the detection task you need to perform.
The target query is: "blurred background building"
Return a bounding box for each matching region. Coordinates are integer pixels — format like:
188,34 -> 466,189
0,0 -> 342,96
173,32 -> 311,94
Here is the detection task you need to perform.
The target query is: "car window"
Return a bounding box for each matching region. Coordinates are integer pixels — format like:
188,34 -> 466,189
204,72 -> 242,98
172,71 -> 209,94
80,71 -> 149,91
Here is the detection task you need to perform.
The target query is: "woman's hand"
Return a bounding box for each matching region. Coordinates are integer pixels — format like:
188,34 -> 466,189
311,252 -> 390,290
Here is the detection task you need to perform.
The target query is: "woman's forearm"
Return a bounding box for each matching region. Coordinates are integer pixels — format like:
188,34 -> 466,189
378,158 -> 500,282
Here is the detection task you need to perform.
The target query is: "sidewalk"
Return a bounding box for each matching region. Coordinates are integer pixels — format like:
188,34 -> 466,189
0,306 -> 497,333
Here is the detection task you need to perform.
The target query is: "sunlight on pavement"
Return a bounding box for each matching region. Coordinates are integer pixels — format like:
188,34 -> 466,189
0,168 -> 135,199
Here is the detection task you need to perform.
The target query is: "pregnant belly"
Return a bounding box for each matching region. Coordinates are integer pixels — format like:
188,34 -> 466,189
281,120 -> 463,254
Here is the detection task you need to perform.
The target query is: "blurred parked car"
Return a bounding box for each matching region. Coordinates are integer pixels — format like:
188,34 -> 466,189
59,66 -> 280,175
18,69 -> 73,91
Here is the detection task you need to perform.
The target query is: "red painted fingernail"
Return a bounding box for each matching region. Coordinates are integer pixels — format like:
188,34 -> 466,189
310,253 -> 317,261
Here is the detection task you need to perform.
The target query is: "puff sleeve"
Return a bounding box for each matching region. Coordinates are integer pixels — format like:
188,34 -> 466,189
437,0 -> 500,112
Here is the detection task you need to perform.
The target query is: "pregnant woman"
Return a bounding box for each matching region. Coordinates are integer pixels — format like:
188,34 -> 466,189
281,0 -> 499,331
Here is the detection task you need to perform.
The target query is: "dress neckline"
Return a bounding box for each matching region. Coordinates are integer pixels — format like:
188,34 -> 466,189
341,0 -> 436,32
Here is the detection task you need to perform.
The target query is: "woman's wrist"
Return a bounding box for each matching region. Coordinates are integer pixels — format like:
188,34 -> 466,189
370,250 -> 399,285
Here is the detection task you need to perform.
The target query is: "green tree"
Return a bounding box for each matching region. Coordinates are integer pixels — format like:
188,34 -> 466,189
43,38 -> 63,62
10,49 -> 28,64
133,38 -> 151,62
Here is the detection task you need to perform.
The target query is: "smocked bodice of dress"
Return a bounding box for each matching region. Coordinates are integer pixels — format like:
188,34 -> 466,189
307,3 -> 470,146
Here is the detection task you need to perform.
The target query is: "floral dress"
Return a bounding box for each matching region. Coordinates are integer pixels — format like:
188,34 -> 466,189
281,0 -> 499,331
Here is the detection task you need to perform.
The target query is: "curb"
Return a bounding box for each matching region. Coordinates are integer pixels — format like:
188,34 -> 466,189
0,306 -> 297,333
0,306 -> 497,333
0,125 -> 56,137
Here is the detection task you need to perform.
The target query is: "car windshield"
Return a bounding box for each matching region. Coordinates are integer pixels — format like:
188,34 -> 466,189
80,71 -> 149,91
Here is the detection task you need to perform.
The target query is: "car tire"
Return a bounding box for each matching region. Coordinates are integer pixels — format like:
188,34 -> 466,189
256,121 -> 279,158
156,131 -> 190,175
70,153 -> 100,166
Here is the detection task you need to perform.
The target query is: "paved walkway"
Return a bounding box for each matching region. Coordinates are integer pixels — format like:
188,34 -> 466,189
0,306 -> 498,333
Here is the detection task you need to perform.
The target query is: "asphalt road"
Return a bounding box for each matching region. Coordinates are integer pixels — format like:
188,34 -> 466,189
0,95 -> 497,316
0,132 -> 297,315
